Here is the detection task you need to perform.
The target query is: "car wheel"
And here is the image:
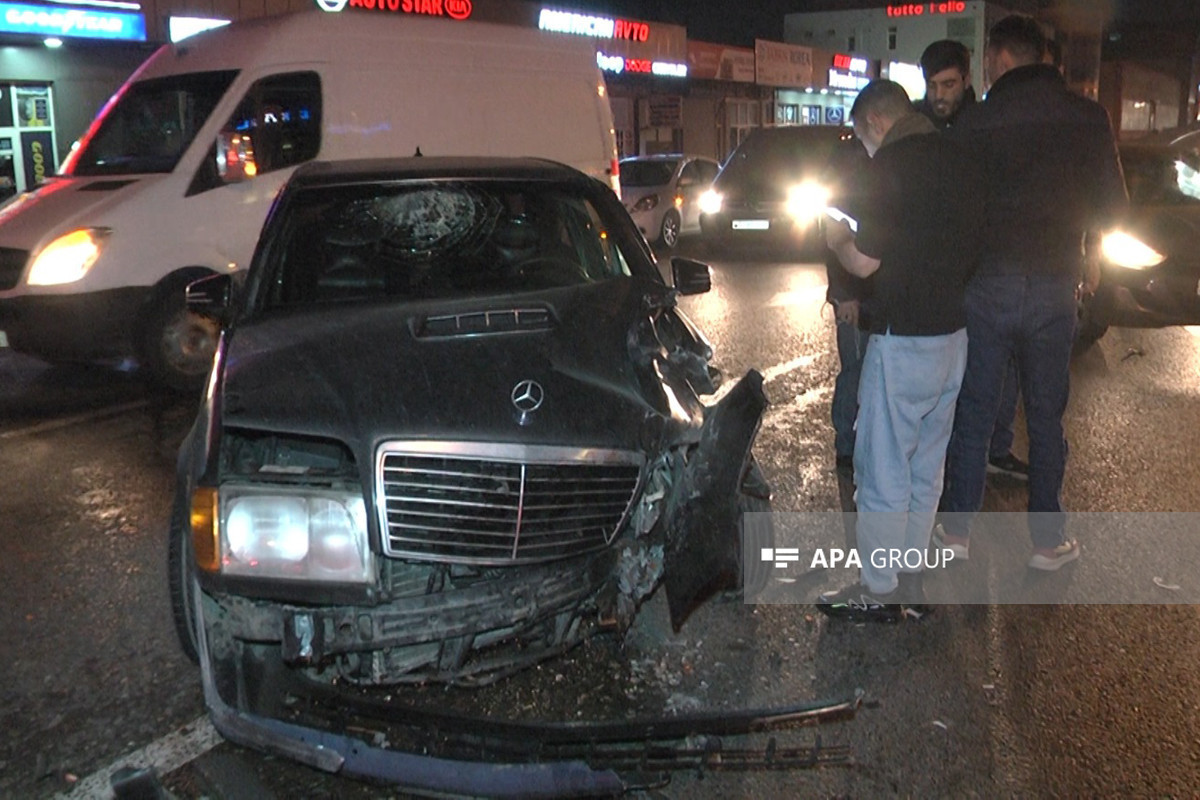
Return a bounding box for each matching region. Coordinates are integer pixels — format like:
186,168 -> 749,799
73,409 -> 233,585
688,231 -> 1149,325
167,491 -> 200,664
736,458 -> 774,600
658,211 -> 681,249
137,272 -> 219,395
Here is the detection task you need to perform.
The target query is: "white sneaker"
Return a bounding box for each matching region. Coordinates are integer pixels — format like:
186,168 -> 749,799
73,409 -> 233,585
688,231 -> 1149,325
932,523 -> 969,562
1028,539 -> 1080,571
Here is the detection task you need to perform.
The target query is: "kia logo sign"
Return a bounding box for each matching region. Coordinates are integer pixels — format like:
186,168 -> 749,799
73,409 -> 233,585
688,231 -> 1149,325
446,0 -> 471,20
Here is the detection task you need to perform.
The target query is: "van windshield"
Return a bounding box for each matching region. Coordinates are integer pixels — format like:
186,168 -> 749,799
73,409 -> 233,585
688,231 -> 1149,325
65,70 -> 238,177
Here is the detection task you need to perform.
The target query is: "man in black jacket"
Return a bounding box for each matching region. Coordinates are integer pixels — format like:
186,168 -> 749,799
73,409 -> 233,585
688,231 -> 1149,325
918,38 -> 1028,482
939,15 -> 1127,570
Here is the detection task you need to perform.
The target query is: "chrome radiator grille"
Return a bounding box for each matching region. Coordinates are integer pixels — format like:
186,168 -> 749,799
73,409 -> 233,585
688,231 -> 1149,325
376,442 -> 643,565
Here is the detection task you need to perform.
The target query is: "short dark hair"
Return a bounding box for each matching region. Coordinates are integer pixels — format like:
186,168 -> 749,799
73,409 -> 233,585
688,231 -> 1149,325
850,80 -> 913,122
986,15 -> 1046,65
920,40 -> 970,79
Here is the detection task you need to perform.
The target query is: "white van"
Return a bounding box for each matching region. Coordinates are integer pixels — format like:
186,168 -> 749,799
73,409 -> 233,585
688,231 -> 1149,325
0,11 -> 619,390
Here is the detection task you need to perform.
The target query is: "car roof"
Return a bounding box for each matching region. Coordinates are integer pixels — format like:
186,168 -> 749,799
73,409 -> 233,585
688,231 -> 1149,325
619,154 -> 709,162
286,157 -> 591,190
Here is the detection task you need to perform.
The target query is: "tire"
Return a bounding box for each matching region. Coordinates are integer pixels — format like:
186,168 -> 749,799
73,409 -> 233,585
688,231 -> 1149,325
138,272 -> 219,394
658,211 -> 681,250
736,458 -> 774,600
167,491 -> 201,664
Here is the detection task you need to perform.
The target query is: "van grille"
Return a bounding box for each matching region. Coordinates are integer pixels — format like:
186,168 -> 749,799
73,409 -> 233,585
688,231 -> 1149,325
376,442 -> 643,565
0,247 -> 29,291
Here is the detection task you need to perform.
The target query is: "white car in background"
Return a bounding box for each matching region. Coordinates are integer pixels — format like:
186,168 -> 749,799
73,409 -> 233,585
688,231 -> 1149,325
620,154 -> 719,249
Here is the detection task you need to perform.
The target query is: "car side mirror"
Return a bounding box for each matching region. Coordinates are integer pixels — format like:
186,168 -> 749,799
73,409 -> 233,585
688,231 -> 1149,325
671,257 -> 711,295
187,273 -> 233,320
216,130 -> 257,183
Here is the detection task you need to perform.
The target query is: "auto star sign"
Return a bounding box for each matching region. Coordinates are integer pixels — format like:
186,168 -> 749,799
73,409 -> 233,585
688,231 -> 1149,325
316,0 -> 473,19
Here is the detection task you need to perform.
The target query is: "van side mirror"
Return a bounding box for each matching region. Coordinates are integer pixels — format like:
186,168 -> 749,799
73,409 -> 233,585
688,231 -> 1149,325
187,273 -> 233,320
216,130 -> 257,183
671,257 -> 711,295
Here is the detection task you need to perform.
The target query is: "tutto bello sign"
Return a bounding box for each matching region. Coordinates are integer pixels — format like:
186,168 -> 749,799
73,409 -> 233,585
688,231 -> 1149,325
320,0 -> 474,20
886,2 -> 967,16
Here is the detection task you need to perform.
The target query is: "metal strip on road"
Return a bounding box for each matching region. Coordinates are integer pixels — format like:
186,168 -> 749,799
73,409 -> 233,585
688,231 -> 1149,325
56,716 -> 221,799
0,400 -> 151,440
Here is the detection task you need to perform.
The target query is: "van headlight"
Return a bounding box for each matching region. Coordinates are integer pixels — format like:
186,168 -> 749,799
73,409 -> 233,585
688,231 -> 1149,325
699,189 -> 723,215
191,485 -> 373,584
26,228 -> 111,286
1101,230 -> 1165,270
786,182 -> 830,223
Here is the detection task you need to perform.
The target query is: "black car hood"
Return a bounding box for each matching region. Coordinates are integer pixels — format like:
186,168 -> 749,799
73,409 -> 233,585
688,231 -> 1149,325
1125,203 -> 1200,270
218,279 -> 698,455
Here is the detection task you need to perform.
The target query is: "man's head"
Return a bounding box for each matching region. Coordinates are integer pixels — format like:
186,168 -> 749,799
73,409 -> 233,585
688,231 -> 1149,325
984,15 -> 1047,87
850,80 -> 913,157
920,40 -> 972,121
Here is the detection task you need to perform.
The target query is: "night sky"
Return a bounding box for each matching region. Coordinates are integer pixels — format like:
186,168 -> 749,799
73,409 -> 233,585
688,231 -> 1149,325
564,0 -> 1200,47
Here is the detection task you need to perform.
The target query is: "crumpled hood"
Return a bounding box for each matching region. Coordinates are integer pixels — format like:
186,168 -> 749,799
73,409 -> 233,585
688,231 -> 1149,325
218,280 -> 696,456
0,175 -> 155,250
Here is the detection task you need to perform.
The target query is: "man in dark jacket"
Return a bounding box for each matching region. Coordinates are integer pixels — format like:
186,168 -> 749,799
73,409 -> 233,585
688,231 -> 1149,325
938,15 -> 1127,570
918,38 -> 1028,481
915,39 -> 977,129
817,80 -> 984,622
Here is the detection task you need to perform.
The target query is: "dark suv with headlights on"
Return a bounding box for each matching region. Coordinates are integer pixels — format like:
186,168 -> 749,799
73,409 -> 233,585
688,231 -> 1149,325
167,157 -> 789,796
698,125 -> 852,255
1078,139 -> 1200,343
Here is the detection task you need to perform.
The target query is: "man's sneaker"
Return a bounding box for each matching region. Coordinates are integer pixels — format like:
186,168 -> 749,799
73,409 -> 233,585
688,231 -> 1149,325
932,523 -> 970,562
1028,539 -> 1081,571
815,583 -> 905,623
988,452 -> 1030,481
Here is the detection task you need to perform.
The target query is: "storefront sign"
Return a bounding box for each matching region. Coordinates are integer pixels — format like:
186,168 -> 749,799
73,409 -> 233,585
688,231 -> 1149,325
832,54 -> 869,74
646,95 -> 682,127
829,70 -> 870,91
596,52 -> 687,78
886,2 -> 967,17
20,130 -> 53,188
329,0 -> 474,20
688,41 -> 755,82
0,1 -> 146,40
538,8 -> 649,42
755,39 -> 814,89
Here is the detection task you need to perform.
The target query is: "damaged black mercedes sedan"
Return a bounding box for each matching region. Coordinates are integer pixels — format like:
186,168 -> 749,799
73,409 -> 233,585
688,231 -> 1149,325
165,157 -> 809,796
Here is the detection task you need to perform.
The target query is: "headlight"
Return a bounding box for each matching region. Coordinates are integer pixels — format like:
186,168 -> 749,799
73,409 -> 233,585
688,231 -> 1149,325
1101,231 -> 1165,270
631,194 -> 659,212
26,228 -> 110,286
786,182 -> 830,222
699,189 -> 723,215
192,485 -> 373,584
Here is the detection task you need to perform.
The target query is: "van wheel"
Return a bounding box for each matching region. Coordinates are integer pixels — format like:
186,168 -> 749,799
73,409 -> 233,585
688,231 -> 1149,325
736,458 -> 774,600
138,272 -> 219,394
658,211 -> 681,249
167,491 -> 200,664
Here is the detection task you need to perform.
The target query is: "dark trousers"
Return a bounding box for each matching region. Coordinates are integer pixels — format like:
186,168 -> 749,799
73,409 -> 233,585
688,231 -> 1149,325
942,274 -> 1076,547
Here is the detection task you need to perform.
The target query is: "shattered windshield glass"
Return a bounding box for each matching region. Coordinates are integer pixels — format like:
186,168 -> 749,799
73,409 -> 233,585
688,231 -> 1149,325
261,179 -> 639,309
66,71 -> 238,176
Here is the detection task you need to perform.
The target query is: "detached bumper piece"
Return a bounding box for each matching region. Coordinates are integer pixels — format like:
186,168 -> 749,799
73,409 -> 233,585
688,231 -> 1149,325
201,639 -> 862,798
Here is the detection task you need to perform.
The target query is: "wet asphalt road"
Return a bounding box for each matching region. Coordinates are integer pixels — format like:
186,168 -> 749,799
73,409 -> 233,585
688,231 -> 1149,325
1,236 -> 1198,798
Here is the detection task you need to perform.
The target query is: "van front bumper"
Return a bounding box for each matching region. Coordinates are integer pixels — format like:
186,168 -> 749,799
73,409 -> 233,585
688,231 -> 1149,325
0,287 -> 148,362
